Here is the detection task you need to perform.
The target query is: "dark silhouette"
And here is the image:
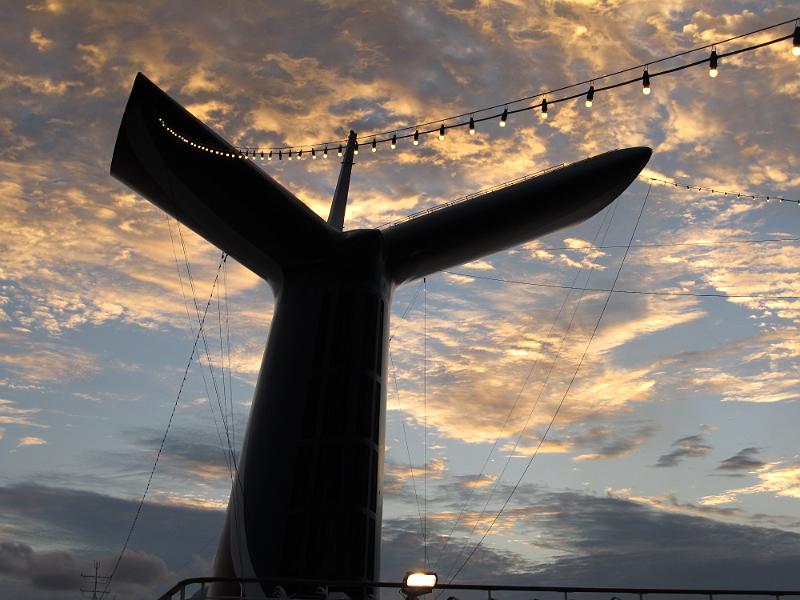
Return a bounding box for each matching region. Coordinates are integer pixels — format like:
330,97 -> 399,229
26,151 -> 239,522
110,72 -> 650,598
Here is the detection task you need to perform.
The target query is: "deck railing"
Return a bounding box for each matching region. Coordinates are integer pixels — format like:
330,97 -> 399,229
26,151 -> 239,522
156,577 -> 800,600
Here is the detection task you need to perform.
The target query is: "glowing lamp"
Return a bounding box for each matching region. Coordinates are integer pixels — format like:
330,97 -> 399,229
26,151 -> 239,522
439,123 -> 445,140
793,25 -> 800,56
642,68 -> 651,95
585,85 -> 594,108
709,49 -> 718,77
413,129 -> 420,145
402,571 -> 437,597
541,97 -> 548,118
372,138 -> 377,152
469,115 -> 475,134
499,107 -> 507,127
391,133 -> 397,149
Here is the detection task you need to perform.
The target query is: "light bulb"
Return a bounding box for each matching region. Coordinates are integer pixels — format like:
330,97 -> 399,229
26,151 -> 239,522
337,144 -> 343,157
541,98 -> 548,119
354,142 -> 359,155
312,148 -> 316,159
439,123 -> 445,140
278,150 -> 282,160
268,151 -> 273,160
793,25 -> 800,56
585,85 -> 594,108
298,149 -> 303,160
323,146 -> 328,158
709,49 -> 718,77
469,115 -> 475,134
642,68 -> 651,95
413,129 -> 419,145
371,138 -> 377,152
390,133 -> 396,149
288,150 -> 292,160
499,107 -> 507,127
260,151 -> 264,160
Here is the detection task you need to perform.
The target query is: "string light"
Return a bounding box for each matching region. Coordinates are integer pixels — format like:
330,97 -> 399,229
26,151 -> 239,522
372,137 -> 377,152
312,148 -> 317,159
391,133 -> 397,149
260,151 -> 264,160
648,176 -> 800,206
288,149 -> 293,160
794,24 -> 800,55
323,146 -> 328,158
278,150 -> 282,160
439,123 -> 445,140
157,20 -> 799,162
298,149 -> 304,160
268,150 -> 273,160
354,141 -> 359,155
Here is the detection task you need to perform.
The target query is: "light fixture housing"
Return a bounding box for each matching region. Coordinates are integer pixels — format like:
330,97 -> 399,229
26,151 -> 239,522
585,85 -> 594,108
278,150 -> 282,160
709,49 -> 718,77
499,107 -> 508,127
298,149 -> 304,160
413,129 -> 420,145
642,68 -> 651,95
439,123 -> 445,140
469,115 -> 475,134
402,571 -> 438,597
794,24 -> 800,56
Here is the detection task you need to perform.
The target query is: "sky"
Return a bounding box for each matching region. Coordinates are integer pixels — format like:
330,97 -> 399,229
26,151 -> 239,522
1,1 -> 800,598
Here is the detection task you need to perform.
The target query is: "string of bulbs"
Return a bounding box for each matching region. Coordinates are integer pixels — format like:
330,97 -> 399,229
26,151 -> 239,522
160,19 -> 799,161
648,176 -> 800,206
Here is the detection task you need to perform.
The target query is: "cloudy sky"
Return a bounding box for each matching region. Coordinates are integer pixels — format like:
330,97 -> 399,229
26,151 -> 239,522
1,1 -> 800,598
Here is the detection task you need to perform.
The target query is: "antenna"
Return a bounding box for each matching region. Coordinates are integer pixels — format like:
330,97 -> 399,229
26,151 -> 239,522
328,130 -> 358,231
81,561 -> 111,599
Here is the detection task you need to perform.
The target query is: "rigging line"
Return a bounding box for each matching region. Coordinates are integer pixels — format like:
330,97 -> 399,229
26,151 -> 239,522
216,260 -> 229,457
176,224 -> 237,470
442,271 -> 800,301
447,183 -> 653,584
439,196 -> 621,584
389,349 -> 425,543
431,201 -> 615,571
223,256 -> 235,466
102,252 -> 226,596
166,218 -> 233,475
423,275 -> 428,568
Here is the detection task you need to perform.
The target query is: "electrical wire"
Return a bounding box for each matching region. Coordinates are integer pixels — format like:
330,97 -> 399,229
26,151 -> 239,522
220,20 -> 798,153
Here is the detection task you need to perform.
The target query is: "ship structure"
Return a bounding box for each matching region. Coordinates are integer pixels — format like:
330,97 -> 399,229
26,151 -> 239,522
110,73 -> 651,598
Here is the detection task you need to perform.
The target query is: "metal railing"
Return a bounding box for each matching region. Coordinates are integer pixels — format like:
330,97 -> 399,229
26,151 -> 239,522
157,577 -> 800,600
377,163 -> 566,229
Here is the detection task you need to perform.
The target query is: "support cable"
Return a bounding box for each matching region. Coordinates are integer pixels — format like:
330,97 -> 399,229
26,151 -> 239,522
432,201 -> 616,570
445,183 -> 653,584
102,252 -> 227,596
423,276 -> 428,568
439,197 -> 621,582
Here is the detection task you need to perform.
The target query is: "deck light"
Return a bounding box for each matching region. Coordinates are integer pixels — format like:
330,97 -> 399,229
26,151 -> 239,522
402,571 -> 437,597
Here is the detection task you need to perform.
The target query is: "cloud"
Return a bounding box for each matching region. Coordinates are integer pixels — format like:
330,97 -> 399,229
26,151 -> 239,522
716,447 -> 766,474
701,461 -> 800,506
0,398 -> 44,427
16,436 -> 47,447
654,433 -> 712,467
